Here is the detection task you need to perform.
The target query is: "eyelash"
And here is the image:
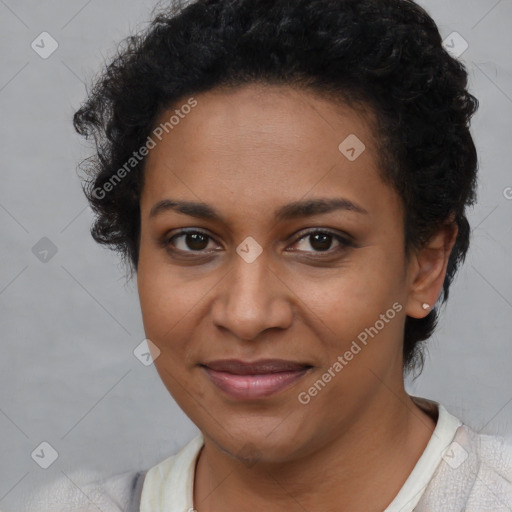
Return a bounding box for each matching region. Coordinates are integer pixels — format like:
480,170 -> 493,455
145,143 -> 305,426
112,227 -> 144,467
160,227 -> 354,258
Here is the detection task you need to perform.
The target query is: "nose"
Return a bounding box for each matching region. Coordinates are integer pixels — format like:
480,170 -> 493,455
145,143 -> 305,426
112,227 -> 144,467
211,250 -> 294,341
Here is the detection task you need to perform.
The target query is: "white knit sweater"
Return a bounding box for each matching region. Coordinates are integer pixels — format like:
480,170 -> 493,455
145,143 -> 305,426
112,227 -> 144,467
19,398 -> 512,512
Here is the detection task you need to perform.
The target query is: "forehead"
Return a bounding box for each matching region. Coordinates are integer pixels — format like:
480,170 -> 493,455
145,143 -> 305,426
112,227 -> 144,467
141,84 -> 397,225
147,83 -> 378,167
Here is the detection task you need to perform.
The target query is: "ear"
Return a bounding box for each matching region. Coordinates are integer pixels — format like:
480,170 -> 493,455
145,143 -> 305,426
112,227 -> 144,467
405,220 -> 458,319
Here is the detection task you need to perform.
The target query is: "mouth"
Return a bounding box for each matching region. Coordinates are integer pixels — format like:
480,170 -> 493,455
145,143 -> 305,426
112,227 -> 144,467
201,359 -> 313,400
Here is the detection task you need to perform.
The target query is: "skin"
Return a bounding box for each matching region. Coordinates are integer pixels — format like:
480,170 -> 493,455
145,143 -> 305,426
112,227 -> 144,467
136,83 -> 458,512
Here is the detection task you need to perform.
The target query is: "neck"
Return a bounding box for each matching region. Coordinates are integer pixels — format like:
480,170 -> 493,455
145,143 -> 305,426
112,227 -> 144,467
193,390 -> 436,512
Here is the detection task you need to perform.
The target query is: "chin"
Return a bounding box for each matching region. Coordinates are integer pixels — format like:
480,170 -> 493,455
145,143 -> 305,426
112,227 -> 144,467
203,417 -> 314,466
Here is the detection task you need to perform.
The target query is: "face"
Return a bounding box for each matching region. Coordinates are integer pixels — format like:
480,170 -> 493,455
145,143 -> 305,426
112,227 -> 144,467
137,84 -> 416,463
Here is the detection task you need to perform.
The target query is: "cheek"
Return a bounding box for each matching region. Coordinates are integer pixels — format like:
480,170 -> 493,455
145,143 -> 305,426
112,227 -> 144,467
137,245 -> 190,352
288,255 -> 408,388
137,265 -> 200,399
291,249 -> 405,334
138,273 -> 194,349
136,249 -> 221,374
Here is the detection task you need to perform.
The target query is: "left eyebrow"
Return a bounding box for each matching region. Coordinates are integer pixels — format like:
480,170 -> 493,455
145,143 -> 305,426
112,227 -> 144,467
148,197 -> 368,222
274,197 -> 368,221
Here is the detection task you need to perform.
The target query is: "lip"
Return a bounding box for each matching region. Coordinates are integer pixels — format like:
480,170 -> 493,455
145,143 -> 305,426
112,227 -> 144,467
201,359 -> 312,400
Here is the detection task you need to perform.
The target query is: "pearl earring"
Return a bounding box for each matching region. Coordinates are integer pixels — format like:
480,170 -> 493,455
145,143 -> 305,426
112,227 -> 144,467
422,303 -> 430,310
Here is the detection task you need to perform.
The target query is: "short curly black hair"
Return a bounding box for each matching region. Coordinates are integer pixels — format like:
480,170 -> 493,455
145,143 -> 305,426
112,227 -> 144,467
73,0 -> 478,375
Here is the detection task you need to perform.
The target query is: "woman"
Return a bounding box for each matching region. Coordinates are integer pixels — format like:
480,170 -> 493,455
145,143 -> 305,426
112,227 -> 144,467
24,0 -> 512,510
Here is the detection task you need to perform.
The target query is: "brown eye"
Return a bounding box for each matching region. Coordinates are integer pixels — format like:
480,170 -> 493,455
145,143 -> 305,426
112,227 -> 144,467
166,230 -> 217,252
289,229 -> 354,255
308,232 -> 334,251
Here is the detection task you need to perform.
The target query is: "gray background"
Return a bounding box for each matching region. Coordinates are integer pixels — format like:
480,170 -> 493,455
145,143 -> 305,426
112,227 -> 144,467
0,0 -> 511,510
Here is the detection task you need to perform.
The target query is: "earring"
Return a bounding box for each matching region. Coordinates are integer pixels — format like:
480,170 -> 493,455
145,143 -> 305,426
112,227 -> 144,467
422,303 -> 430,310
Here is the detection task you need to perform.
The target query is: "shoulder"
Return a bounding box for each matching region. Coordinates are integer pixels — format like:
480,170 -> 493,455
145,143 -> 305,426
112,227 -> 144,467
21,468 -> 145,512
417,424 -> 512,511
457,425 -> 512,485
463,427 -> 512,510
20,436 -> 204,512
